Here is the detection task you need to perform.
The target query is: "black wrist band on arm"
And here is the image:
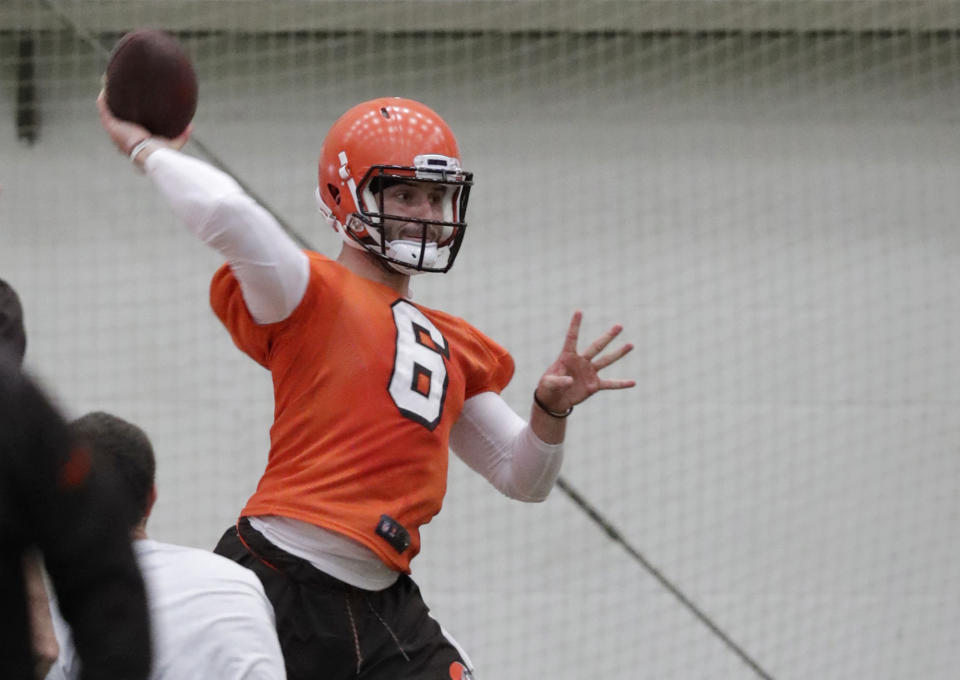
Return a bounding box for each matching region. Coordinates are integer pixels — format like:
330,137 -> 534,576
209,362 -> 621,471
533,391 -> 573,418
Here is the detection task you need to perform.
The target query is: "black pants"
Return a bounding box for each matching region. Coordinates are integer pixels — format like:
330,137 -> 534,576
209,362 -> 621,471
214,519 -> 474,680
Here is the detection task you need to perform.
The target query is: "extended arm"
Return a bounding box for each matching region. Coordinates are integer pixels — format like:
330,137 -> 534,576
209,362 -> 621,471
450,392 -> 563,502
97,91 -> 308,324
451,313 -> 634,500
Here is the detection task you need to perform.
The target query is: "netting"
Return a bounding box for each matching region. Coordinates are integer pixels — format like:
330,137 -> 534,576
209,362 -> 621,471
2,1 -> 959,678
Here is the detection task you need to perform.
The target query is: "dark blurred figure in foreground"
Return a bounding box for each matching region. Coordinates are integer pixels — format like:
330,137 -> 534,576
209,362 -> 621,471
0,278 -> 152,680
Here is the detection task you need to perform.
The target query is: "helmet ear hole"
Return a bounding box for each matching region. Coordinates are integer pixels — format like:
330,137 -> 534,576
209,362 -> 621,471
327,184 -> 341,206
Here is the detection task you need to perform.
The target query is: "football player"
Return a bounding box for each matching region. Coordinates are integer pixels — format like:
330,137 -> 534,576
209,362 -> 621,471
97,93 -> 634,680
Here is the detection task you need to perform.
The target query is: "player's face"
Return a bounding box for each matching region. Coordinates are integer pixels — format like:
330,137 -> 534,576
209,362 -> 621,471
380,181 -> 450,243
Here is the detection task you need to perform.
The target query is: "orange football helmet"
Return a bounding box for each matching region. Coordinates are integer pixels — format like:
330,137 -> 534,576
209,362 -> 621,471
316,97 -> 473,274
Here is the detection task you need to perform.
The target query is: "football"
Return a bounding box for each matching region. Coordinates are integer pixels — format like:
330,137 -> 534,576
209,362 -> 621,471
105,29 -> 197,138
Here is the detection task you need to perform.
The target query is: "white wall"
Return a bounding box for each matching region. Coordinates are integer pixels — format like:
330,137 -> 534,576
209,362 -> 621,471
1,31 -> 958,679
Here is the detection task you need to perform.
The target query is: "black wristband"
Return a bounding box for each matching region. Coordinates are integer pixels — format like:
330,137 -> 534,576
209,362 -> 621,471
533,391 -> 573,418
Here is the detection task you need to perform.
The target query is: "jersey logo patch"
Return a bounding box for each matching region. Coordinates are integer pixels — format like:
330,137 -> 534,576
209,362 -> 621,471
376,514 -> 412,553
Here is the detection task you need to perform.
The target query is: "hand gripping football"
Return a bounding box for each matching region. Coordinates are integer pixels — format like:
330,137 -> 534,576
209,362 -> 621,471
105,29 -> 198,138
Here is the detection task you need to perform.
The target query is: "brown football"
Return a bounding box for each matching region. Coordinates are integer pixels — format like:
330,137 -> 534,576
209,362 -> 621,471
105,29 -> 197,138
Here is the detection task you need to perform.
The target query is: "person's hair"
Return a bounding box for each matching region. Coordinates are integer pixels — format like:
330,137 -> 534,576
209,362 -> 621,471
0,278 -> 26,366
69,411 -> 156,531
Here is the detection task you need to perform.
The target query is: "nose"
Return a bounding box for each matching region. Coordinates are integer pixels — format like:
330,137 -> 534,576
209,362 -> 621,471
409,195 -> 441,220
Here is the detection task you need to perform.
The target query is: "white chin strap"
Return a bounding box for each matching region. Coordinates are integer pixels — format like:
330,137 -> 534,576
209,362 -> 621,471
315,187 -> 442,274
385,240 -> 439,274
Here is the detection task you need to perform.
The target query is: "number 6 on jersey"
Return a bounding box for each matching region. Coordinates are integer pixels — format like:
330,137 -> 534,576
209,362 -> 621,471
388,300 -> 450,429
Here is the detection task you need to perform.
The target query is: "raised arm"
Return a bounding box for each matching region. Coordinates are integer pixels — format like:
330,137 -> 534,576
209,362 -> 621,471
451,312 -> 634,501
96,90 -> 308,324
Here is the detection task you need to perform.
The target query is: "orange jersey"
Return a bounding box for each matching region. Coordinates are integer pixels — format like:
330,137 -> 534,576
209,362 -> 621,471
210,252 -> 514,572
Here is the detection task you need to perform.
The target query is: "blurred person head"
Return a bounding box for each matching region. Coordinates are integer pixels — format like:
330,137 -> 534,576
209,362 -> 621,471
0,279 -> 26,366
69,411 -> 157,538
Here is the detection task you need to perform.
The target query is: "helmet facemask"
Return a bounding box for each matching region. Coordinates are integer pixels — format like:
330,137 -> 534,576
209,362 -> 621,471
345,155 -> 472,275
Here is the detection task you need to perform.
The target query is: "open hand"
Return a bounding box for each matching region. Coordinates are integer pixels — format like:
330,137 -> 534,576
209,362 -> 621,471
535,310 -> 635,414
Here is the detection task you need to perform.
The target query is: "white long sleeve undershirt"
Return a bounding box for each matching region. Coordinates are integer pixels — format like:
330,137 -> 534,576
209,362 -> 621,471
144,147 -> 309,324
450,391 -> 564,502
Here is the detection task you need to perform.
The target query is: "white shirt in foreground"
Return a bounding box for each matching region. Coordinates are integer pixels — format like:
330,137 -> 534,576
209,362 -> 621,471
46,539 -> 286,680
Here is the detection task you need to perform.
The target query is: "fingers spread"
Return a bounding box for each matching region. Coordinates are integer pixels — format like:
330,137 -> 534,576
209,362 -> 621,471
598,378 -> 636,390
582,324 -> 623,360
562,310 -> 583,354
591,342 -> 634,370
